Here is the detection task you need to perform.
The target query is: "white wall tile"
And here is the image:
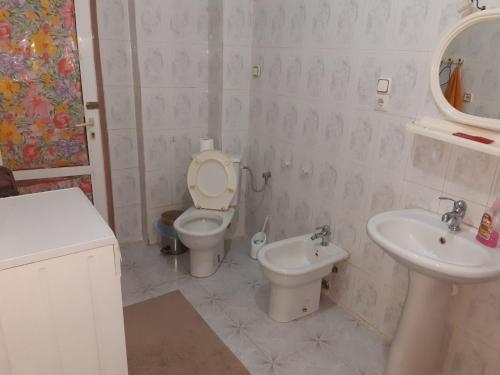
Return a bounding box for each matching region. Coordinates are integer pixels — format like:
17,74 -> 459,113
96,0 -> 130,40
146,170 -> 173,208
138,43 -> 171,87
406,135 -> 452,191
115,204 -> 143,243
444,147 -> 498,205
135,0 -> 167,42
224,0 -> 253,46
143,132 -> 173,171
333,0 -> 363,47
142,88 -> 171,131
112,168 -> 141,208
392,0 -> 439,51
224,46 -> 251,90
100,39 -> 133,85
306,0 -> 335,48
442,329 -> 500,375
104,85 -> 136,130
350,266 -> 384,325
108,129 -> 139,170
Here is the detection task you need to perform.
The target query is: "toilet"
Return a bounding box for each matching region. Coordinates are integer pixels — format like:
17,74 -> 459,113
174,150 -> 240,278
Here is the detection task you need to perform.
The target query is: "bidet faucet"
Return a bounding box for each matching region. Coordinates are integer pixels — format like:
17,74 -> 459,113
439,197 -> 467,231
311,225 -> 330,246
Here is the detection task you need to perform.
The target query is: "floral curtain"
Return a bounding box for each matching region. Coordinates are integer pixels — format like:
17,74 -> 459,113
0,0 -> 89,171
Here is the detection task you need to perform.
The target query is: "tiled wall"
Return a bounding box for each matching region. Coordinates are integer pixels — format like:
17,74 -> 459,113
133,0 -> 220,242
244,0 -> 500,373
221,0 -> 253,237
221,0 -> 252,157
97,0 -> 143,243
97,0 -> 251,243
207,0 -> 224,145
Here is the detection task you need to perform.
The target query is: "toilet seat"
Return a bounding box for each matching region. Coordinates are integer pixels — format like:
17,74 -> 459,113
187,150 -> 236,211
174,206 -> 235,238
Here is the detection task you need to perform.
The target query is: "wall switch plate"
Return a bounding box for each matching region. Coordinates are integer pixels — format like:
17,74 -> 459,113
375,94 -> 389,111
252,65 -> 261,78
463,92 -> 473,103
377,77 -> 392,94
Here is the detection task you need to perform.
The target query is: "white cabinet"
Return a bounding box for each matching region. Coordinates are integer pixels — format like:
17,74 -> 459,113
0,189 -> 128,375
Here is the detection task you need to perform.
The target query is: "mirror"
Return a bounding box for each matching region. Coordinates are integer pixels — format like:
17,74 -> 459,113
431,9 -> 500,131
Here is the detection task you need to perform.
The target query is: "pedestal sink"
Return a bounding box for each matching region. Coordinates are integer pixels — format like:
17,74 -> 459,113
367,209 -> 500,375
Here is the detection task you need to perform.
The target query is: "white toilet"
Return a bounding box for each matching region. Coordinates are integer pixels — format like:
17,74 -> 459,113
174,150 -> 240,278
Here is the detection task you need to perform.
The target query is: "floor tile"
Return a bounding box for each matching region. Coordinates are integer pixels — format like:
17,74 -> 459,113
120,239 -> 388,374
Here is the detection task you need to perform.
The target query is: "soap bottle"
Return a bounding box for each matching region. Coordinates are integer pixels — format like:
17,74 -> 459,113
476,200 -> 500,248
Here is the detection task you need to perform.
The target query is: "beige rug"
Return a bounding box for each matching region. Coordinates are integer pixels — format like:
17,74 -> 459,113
124,291 -> 250,375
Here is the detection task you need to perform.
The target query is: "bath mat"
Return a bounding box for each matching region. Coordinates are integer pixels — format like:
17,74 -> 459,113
124,290 -> 249,375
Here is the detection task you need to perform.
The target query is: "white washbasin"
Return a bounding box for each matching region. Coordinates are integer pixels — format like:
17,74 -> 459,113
367,209 -> 500,283
368,209 -> 500,375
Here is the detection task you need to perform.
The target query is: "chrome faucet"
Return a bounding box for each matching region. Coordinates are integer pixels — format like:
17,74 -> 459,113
439,197 -> 467,231
311,225 -> 330,246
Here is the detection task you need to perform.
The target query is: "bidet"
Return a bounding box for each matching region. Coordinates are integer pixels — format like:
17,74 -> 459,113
258,234 -> 348,322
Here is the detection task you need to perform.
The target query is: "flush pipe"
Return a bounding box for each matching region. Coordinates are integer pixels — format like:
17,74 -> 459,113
242,166 -> 271,193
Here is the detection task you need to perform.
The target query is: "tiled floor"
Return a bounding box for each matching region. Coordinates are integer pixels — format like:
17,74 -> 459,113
121,239 -> 388,375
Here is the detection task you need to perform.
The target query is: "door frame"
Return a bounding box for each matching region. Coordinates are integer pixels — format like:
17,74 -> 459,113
0,0 -> 113,225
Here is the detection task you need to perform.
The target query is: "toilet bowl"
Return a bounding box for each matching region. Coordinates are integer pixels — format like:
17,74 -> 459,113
173,149 -> 241,278
258,234 -> 348,322
174,207 -> 234,277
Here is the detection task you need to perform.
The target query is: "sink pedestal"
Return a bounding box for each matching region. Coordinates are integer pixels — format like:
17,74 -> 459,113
385,271 -> 452,375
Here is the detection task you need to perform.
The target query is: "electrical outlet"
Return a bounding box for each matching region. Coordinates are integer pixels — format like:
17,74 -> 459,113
463,92 -> 473,103
375,95 -> 389,111
252,65 -> 261,78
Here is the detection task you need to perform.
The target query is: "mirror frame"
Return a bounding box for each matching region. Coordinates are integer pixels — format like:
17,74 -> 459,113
431,9 -> 500,132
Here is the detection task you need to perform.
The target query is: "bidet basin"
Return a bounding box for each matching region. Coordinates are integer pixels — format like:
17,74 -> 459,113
367,209 -> 500,375
367,209 -> 500,284
258,234 -> 348,322
258,234 -> 348,284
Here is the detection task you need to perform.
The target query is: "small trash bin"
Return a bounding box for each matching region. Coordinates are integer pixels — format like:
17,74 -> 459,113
156,210 -> 188,255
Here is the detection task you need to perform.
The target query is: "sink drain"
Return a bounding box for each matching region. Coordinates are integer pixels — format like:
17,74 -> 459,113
439,237 -> 446,244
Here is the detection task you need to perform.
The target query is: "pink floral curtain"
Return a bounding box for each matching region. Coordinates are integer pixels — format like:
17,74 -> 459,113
0,0 -> 89,171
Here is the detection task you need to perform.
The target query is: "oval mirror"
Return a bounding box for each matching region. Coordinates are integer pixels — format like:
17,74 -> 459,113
431,9 -> 500,131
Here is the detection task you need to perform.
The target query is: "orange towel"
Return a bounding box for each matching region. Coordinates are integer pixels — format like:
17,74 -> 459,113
444,66 -> 463,111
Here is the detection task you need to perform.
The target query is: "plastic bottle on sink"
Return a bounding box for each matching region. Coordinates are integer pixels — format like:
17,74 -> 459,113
476,200 -> 500,248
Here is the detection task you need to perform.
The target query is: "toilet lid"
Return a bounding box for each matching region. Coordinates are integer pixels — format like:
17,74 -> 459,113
187,150 -> 236,211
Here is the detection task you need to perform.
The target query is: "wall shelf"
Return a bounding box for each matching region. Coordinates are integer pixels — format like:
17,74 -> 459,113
407,117 -> 500,157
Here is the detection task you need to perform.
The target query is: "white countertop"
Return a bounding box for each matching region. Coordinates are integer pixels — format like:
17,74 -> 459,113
0,188 -> 117,271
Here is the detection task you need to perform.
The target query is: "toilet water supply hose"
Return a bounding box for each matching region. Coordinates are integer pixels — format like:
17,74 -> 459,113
242,166 -> 271,193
